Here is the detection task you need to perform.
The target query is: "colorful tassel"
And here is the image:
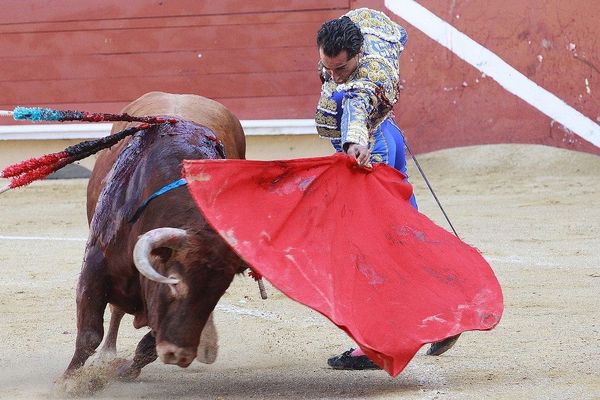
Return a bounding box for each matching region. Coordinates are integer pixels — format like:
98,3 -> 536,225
13,107 -> 68,121
7,106 -> 177,124
1,152 -> 68,178
0,106 -> 184,195
1,124 -> 153,192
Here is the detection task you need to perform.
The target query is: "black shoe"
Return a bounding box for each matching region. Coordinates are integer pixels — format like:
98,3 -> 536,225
426,334 -> 461,356
327,348 -> 381,370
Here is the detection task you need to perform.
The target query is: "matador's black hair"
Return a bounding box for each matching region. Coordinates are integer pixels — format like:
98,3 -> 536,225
316,16 -> 364,58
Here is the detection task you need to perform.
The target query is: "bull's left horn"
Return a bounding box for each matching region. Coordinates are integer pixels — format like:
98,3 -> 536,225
133,227 -> 188,284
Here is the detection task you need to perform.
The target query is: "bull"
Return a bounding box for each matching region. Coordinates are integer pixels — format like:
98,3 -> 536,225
63,92 -> 247,381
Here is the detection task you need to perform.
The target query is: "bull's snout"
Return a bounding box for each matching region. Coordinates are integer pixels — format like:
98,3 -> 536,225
156,342 -> 197,368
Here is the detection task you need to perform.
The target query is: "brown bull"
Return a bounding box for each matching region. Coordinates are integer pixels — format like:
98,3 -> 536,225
64,92 -> 247,380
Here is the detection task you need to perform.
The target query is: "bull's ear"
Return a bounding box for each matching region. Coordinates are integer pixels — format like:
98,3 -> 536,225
151,247 -> 173,263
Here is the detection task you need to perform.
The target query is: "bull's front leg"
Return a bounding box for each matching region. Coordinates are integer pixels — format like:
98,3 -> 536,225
114,331 -> 157,381
197,312 -> 218,364
63,246 -> 109,377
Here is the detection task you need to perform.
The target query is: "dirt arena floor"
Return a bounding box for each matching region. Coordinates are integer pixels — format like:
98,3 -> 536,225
0,143 -> 598,399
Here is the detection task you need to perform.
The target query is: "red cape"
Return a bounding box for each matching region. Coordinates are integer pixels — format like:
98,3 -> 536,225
183,154 -> 503,376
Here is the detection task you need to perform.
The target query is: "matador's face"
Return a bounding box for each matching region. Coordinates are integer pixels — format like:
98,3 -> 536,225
319,48 -> 359,84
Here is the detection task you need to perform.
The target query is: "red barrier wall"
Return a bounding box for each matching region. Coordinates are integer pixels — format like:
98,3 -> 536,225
1,0 -> 598,154
355,0 -> 599,154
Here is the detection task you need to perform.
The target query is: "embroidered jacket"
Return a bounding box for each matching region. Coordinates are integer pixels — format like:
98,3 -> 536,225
315,8 -> 407,147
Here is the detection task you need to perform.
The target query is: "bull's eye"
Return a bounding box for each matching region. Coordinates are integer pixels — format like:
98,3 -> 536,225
168,282 -> 178,299
167,275 -> 188,299
162,273 -> 177,299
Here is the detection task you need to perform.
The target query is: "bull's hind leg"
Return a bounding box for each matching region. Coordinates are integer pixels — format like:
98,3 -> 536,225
63,246 -> 109,377
115,331 -> 157,381
98,305 -> 126,359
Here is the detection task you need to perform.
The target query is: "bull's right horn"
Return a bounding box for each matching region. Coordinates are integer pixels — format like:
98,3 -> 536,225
133,227 -> 188,284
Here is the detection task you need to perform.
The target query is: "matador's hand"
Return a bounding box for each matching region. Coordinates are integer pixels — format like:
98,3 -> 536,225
345,143 -> 371,167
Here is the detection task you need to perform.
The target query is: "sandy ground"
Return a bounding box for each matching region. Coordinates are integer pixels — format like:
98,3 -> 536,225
0,143 -> 598,399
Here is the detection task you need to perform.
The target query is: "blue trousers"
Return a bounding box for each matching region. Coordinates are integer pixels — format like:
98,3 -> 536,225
331,118 -> 418,209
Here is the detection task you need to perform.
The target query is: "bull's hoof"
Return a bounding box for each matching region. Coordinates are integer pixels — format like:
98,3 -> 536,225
426,334 -> 461,356
53,365 -> 112,396
113,359 -> 142,382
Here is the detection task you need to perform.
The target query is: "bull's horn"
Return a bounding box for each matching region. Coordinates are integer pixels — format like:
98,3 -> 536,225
133,227 -> 188,284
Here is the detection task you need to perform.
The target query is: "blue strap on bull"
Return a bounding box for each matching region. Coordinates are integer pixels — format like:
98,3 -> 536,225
128,178 -> 188,223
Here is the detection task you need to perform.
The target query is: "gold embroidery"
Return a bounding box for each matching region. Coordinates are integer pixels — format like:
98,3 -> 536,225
347,8 -> 402,43
318,96 -> 338,114
346,120 -> 369,146
315,112 -> 337,128
316,125 -> 341,138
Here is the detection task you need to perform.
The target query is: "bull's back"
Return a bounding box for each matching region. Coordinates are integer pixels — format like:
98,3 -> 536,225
87,92 -> 246,222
